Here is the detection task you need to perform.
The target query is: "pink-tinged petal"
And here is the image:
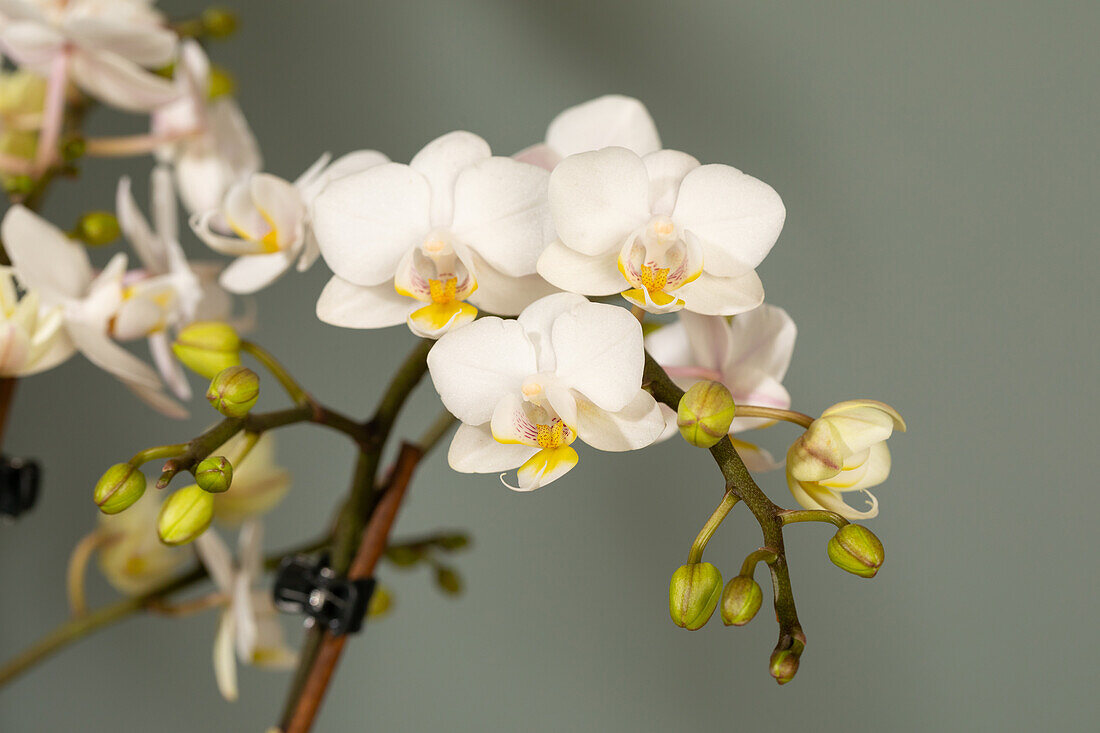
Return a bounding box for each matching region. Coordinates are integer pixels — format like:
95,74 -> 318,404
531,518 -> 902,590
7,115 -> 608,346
516,292 -> 590,372
427,317 -> 537,425
219,252 -> 295,294
727,372 -> 791,431
64,17 -> 177,67
0,1 -> 47,22
678,311 -> 734,373
821,442 -> 892,493
69,49 -> 178,112
675,269 -> 764,317
535,239 -> 625,296
643,149 -> 700,216
672,164 -> 786,277
465,251 -> 559,317
311,163 -> 432,287
548,147 -> 651,256
574,390 -> 664,451
643,320 -> 694,371
409,131 -> 492,227
452,157 -> 551,277
3,205 -> 93,299
512,143 -> 559,170
448,422 -> 537,473
723,304 -> 797,385
822,399 -> 907,432
545,95 -> 661,159
730,436 -> 781,472
315,276 -> 412,330
0,18 -> 63,68
551,300 -> 643,412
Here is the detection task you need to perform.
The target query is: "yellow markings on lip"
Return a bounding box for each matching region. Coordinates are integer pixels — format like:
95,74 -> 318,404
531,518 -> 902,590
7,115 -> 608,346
408,299 -> 477,336
639,263 -> 670,293
535,421 -> 570,449
428,276 -> 458,305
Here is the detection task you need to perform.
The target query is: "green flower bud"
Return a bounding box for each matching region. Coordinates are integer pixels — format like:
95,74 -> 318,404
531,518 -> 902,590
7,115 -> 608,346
669,562 -> 722,630
385,545 -> 422,567
368,584 -> 393,618
434,533 -> 470,551
207,66 -> 235,99
720,575 -> 763,626
827,524 -> 884,578
434,566 -> 463,595
206,365 -> 259,418
201,7 -> 239,38
61,136 -> 85,162
770,648 -> 800,685
172,321 -> 242,379
93,463 -> 147,515
677,381 -> 736,448
157,485 -> 215,545
72,211 -> 120,247
195,455 -> 233,493
3,173 -> 33,195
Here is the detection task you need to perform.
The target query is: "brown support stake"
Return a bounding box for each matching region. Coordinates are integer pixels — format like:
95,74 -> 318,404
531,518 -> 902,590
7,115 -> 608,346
0,377 -> 18,451
283,441 -> 423,733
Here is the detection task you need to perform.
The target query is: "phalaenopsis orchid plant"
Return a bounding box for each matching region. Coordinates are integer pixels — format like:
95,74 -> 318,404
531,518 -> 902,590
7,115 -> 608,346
0,4 -> 905,730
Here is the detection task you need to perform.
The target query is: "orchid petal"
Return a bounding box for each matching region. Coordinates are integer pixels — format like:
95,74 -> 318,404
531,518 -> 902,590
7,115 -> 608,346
64,17 -> 176,67
117,176 -> 166,273
212,610 -> 239,701
218,251 -> 295,294
194,528 -> 236,593
315,276 -> 412,330
465,251 -> 558,317
409,131 -> 491,227
515,292 -> 588,372
643,149 -> 700,216
551,300 -> 643,412
535,239 -> 625,296
69,49 -> 178,112
545,95 -> 661,159
573,389 -> 664,451
250,174 -> 305,250
149,330 -> 191,400
675,269 -> 764,316
506,446 -> 578,491
447,422 -> 537,473
3,205 -> 93,300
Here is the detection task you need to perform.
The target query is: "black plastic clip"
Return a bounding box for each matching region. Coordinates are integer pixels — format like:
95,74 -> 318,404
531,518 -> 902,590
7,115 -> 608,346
0,456 -> 40,521
272,554 -> 376,635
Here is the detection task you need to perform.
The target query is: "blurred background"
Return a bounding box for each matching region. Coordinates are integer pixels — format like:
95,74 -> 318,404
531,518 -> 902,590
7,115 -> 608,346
2,1 -> 1097,730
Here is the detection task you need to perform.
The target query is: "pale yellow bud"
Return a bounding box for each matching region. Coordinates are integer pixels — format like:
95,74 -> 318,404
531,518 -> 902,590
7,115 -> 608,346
157,485 -> 215,545
677,381 -> 737,448
206,365 -> 259,418
172,321 -> 242,379
787,419 -> 845,482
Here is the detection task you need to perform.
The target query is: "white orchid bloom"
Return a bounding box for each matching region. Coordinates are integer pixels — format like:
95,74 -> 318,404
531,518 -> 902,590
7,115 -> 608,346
0,266 -> 73,376
645,305 -> 796,470
1,204 -> 186,417
514,94 -> 661,170
191,150 -> 388,294
0,0 -> 177,113
95,491 -> 188,595
194,521 -> 296,701
538,147 -> 785,316
786,400 -> 906,520
153,39 -> 262,216
211,432 -> 291,525
312,131 -> 558,339
428,293 -> 665,490
117,165 -> 248,399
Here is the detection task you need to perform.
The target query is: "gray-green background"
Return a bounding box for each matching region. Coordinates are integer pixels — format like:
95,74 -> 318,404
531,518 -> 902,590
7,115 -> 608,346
2,1 -> 1097,730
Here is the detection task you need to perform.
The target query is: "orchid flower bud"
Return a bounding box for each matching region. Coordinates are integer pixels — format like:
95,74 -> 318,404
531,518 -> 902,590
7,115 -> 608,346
157,485 -> 215,545
172,321 -> 242,379
72,211 -> 120,247
195,456 -> 233,493
93,463 -> 147,515
669,562 -> 723,630
206,365 -> 259,418
827,524 -> 884,578
677,380 -> 737,448
720,575 -> 763,626
368,585 -> 393,618
434,566 -> 463,595
769,648 -> 800,685
201,7 -> 239,38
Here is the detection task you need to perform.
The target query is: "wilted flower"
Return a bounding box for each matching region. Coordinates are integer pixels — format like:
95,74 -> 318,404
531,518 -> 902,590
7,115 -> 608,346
428,293 -> 665,490
191,151 -> 388,294
1,204 -> 186,417
0,0 -> 178,112
514,94 -> 661,170
312,131 -> 557,339
538,147 -> 785,315
645,305 -> 796,469
194,522 -> 296,701
786,400 -> 906,519
0,266 -> 72,376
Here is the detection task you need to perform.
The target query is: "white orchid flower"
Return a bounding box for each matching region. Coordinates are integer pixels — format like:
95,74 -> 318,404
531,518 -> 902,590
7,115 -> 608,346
211,432 -> 291,525
194,521 -> 296,701
514,94 -> 661,170
152,39 -> 262,216
537,146 -> 785,316
0,0 -> 177,113
117,165 -> 249,399
0,265 -> 73,376
428,293 -> 665,490
191,150 -> 388,294
1,204 -> 186,417
645,305 -> 796,470
95,491 -> 188,596
312,131 -> 558,339
786,400 -> 906,520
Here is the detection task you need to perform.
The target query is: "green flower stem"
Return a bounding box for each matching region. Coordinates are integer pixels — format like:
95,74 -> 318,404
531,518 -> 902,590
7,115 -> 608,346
778,509 -> 849,529
643,351 -> 806,665
241,340 -> 311,406
740,547 -> 780,579
687,490 -> 739,564
0,535 -> 330,689
734,405 -> 815,429
128,443 -> 188,467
